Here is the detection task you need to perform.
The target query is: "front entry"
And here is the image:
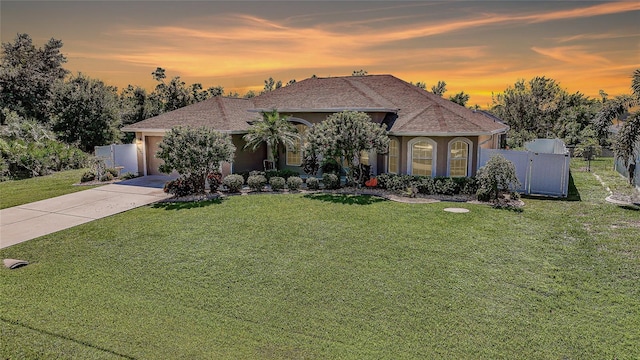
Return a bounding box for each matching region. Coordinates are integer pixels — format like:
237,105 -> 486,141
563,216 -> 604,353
145,136 -> 164,175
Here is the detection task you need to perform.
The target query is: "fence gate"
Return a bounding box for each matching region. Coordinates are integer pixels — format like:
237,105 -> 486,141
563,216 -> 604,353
479,140 -> 570,197
94,144 -> 138,175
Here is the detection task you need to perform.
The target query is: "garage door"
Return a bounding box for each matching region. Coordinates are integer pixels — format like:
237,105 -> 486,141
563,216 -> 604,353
145,136 -> 164,175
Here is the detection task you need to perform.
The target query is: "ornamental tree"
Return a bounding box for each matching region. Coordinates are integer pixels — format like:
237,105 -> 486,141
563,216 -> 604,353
476,154 -> 521,202
305,110 -> 389,185
157,126 -> 235,194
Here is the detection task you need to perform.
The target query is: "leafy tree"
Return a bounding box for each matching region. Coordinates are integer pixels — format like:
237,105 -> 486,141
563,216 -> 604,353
411,81 -> 426,90
613,69 -> 640,184
449,91 -> 470,107
150,67 -> 215,112
431,81 -> 447,96
305,110 -> 389,185
262,77 -> 282,93
49,73 -> 121,152
207,85 -> 225,97
593,94 -> 635,145
286,79 -> 296,86
352,69 -> 368,76
157,126 -> 235,194
243,90 -> 257,99
476,154 -> 520,202
491,76 -> 598,147
0,33 -> 69,123
243,109 -> 299,168
0,109 -> 87,179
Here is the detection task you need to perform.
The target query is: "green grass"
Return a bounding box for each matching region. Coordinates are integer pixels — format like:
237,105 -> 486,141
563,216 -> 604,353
1,159 -> 638,359
0,169 -> 98,209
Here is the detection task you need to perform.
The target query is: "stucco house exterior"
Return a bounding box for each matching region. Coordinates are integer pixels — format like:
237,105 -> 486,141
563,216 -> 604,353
122,74 -> 509,178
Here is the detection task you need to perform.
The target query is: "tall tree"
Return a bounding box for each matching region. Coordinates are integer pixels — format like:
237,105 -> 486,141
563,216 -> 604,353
0,33 -> 69,123
352,69 -> 368,76
49,73 -> 121,152
491,76 -> 597,148
613,69 -> 640,184
305,110 -> 389,185
449,91 -> 470,107
242,109 -> 299,168
431,81 -> 447,96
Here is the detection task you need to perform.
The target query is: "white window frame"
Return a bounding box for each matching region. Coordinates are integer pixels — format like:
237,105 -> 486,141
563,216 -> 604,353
387,139 -> 399,174
407,137 -> 437,177
447,137 -> 473,177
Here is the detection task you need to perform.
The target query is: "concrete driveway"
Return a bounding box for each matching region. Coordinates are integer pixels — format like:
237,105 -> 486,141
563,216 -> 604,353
0,175 -> 175,249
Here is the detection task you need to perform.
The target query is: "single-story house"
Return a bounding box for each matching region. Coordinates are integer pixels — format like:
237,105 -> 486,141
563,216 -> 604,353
122,74 -> 509,178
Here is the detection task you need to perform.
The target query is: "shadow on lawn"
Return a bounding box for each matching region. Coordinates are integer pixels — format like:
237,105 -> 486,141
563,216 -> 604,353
152,197 -> 224,210
303,193 -> 387,205
521,171 -> 581,202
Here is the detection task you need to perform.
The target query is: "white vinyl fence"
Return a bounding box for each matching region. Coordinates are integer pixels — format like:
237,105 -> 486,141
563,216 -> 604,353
94,144 -> 138,175
479,139 -> 570,197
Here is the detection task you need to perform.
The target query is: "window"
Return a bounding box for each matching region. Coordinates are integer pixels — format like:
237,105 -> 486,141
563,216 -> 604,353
388,139 -> 399,174
286,124 -> 307,166
360,151 -> 369,166
409,138 -> 436,176
448,139 -> 471,177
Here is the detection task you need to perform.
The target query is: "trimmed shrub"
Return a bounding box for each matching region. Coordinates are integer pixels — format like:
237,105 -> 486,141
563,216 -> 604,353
80,171 -> 96,183
269,176 -> 286,191
287,176 -> 303,191
265,169 -> 299,181
434,177 -> 457,195
476,154 -> 521,202
105,168 -> 119,178
163,177 -> 197,197
247,174 -> 267,191
322,173 -> 340,189
207,171 -> 223,191
460,177 -> 478,195
415,176 -> 435,195
121,172 -> 137,180
306,176 -> 320,190
99,172 -> 114,182
223,174 -> 244,193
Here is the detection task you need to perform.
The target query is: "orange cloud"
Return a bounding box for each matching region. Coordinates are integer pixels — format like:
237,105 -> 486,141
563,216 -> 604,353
531,46 -> 612,65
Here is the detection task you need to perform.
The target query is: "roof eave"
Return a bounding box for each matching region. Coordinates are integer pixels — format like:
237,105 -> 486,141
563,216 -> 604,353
121,127 -> 247,135
389,128 -> 508,137
249,107 -> 399,113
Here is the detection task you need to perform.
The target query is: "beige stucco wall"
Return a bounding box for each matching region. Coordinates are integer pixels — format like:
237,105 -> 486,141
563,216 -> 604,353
391,135 -> 480,177
231,134 -> 267,174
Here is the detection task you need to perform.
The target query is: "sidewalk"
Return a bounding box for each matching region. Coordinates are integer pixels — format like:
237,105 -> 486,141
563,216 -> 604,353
0,176 -> 173,249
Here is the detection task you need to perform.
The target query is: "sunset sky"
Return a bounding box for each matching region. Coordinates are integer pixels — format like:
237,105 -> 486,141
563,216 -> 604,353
2,1 -> 639,107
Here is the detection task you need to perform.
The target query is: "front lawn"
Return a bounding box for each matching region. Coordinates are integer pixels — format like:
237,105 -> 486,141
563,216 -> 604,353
1,159 -> 638,358
0,169 -> 98,209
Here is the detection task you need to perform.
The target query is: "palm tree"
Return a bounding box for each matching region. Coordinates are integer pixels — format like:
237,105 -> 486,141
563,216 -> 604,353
613,69 -> 640,185
243,109 -> 299,169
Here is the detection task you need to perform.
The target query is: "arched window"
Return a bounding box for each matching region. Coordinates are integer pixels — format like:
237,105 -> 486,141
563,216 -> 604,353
408,138 -> 437,176
286,123 -> 307,166
448,138 -> 472,177
388,139 -> 399,174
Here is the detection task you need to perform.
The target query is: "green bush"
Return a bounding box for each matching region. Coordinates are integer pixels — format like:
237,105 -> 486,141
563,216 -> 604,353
265,169 -> 299,181
223,174 -> 244,193
269,176 -> 285,191
80,171 -> 96,183
163,177 -> 197,196
100,172 -> 114,182
322,173 -> 340,189
434,177 -> 457,195
287,176 -> 303,191
460,177 -> 478,195
247,174 -> 267,191
379,174 -> 414,192
415,176 -> 435,195
207,171 -> 223,191
306,176 -> 320,190
121,172 -> 137,180
105,168 -> 119,178
476,154 -> 521,202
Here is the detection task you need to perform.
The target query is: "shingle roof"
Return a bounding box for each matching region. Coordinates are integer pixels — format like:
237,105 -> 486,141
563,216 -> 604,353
122,74 -> 508,136
121,96 -> 255,133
